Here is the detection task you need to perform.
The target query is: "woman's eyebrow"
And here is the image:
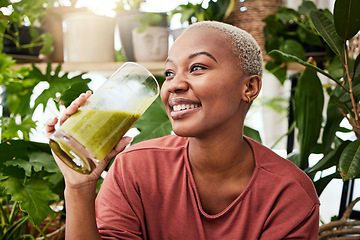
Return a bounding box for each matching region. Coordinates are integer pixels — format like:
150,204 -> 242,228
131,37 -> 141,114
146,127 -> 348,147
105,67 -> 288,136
165,51 -> 217,64
189,51 -> 217,63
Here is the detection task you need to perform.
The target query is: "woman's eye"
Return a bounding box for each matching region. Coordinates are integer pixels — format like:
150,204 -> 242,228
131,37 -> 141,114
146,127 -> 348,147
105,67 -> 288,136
190,65 -> 206,73
164,70 -> 174,78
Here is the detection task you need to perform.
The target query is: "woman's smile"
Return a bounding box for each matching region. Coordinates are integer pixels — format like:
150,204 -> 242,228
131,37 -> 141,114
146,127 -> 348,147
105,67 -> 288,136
169,98 -> 202,120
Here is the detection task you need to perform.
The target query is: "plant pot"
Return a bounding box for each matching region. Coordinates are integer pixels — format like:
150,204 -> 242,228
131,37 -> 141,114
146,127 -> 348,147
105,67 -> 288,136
116,11 -> 167,61
171,28 -> 185,41
3,25 -> 43,56
132,26 -> 169,61
62,12 -> 115,63
42,6 -> 88,62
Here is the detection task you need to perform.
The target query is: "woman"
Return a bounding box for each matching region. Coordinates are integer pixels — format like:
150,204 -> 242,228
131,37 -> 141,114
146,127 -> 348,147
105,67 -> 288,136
46,21 -> 319,239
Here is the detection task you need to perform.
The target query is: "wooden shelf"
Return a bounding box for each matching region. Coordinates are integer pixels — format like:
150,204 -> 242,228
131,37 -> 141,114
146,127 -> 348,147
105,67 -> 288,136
13,61 -> 166,76
13,61 -> 304,77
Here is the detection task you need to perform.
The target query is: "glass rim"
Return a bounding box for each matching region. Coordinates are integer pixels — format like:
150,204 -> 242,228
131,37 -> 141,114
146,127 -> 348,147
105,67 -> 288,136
113,62 -> 160,96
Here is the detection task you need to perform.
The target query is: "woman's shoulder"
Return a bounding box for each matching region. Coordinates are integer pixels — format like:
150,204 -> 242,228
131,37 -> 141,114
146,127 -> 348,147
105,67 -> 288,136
246,137 -> 319,204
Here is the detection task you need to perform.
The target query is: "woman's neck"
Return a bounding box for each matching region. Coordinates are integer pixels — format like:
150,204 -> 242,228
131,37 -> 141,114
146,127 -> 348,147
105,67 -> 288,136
188,130 -> 254,177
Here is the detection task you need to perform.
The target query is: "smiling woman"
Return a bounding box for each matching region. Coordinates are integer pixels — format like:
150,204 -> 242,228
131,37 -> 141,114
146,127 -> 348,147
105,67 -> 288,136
46,20 -> 320,239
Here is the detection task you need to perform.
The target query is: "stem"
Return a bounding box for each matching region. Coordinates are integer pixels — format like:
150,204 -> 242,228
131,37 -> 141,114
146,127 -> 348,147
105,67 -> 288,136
344,40 -> 360,127
5,215 -> 30,239
9,202 -> 20,224
3,34 -> 21,48
33,224 -> 49,240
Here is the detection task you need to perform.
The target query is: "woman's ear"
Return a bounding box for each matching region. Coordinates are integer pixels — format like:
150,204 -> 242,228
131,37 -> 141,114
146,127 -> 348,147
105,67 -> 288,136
242,75 -> 262,103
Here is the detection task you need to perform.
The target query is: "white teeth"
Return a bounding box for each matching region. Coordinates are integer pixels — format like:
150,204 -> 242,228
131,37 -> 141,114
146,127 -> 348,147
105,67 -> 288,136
172,104 -> 200,111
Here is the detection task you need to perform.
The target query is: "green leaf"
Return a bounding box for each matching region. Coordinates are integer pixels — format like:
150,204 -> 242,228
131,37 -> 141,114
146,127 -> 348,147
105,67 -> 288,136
60,81 -> 91,107
329,93 -> 352,116
39,32 -> 54,55
277,7 -> 300,21
243,126 -> 262,143
322,103 -> 344,153
306,140 -> 350,174
31,66 -> 91,112
310,10 -> 345,60
334,0 -> 360,40
269,50 -> 343,85
180,9 -> 195,24
133,96 -> 172,144
327,56 -> 344,80
314,172 -> 341,196
5,151 -> 59,177
287,152 -> 301,167
1,176 -> 58,225
298,1 -> 317,15
0,115 -> 37,141
0,140 -> 52,177
265,61 -> 287,84
4,159 -> 33,177
279,39 -> 306,61
339,138 -> 360,181
28,151 -> 59,173
294,59 -> 324,169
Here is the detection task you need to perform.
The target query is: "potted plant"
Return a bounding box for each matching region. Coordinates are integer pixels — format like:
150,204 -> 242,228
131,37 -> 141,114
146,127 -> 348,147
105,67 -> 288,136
0,0 -> 54,60
269,0 -> 360,198
132,12 -> 169,62
169,0 -> 234,40
115,0 -> 168,61
263,1 -> 333,84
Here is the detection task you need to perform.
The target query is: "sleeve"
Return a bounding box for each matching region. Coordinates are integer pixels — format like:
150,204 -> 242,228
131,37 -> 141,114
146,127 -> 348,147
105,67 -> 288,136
283,204 -> 320,239
259,184 -> 320,240
95,153 -> 146,240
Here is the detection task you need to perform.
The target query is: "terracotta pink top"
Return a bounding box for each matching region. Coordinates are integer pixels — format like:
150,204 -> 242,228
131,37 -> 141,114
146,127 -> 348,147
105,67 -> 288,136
96,135 -> 319,239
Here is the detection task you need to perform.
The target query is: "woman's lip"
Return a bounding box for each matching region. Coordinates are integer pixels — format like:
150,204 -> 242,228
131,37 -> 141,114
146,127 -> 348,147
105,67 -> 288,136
170,106 -> 201,120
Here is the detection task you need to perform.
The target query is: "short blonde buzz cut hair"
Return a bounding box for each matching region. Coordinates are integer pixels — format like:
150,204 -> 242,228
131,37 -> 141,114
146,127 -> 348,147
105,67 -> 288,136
185,21 -> 263,77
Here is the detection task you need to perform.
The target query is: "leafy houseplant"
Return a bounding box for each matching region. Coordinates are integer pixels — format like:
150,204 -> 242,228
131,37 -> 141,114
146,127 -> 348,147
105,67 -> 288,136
114,0 -> 145,13
263,1 -> 333,84
169,0 -> 235,41
170,0 -> 235,26
0,52 -> 91,239
269,0 -> 360,195
133,12 -> 165,33
0,0 -> 54,56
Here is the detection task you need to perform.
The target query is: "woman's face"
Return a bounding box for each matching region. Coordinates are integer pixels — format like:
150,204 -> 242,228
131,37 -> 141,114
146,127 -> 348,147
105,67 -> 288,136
161,27 -> 250,138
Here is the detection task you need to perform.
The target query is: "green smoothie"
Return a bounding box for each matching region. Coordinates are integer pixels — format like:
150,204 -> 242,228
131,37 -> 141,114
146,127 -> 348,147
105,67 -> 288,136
60,109 -> 140,161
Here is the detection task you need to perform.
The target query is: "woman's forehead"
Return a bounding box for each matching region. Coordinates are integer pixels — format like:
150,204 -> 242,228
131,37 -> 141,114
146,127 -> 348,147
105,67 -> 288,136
169,28 -> 234,59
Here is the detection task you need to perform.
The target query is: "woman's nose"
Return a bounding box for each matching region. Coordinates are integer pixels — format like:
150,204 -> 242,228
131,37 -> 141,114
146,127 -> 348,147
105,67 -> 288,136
167,74 -> 189,93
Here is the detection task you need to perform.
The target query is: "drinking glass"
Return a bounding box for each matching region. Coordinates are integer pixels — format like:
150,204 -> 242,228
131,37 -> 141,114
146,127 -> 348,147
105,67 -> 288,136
49,62 -> 159,174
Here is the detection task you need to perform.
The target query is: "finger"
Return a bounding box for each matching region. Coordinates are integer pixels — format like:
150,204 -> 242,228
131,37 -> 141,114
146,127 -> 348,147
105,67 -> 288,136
59,92 -> 91,125
109,136 -> 133,159
46,117 -> 58,137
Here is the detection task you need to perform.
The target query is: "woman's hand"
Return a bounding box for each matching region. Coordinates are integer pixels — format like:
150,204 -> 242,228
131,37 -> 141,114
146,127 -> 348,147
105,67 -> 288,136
46,91 -> 132,188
